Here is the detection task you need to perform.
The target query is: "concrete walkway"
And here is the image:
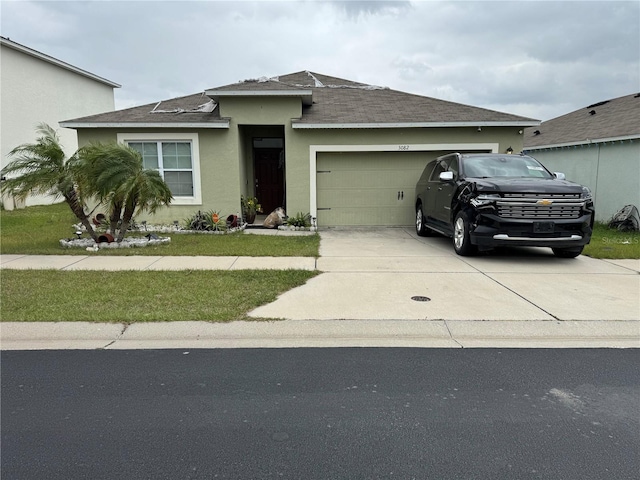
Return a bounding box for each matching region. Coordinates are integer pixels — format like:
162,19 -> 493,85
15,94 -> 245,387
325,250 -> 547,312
1,228 -> 638,349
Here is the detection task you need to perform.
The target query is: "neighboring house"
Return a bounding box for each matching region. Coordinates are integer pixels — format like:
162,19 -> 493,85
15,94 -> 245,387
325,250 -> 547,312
61,71 -> 538,227
523,93 -> 640,222
1,36 -> 120,208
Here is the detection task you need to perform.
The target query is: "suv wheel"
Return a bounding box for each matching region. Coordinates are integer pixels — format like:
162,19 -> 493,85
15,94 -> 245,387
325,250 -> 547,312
453,211 -> 477,256
415,205 -> 431,237
552,247 -> 584,258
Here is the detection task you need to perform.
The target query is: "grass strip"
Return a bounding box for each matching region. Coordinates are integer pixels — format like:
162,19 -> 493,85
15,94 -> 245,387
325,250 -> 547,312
1,269 -> 318,322
583,222 -> 640,259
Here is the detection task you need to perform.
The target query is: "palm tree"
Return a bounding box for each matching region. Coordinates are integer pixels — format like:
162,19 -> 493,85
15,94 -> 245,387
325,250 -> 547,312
0,123 -> 99,241
78,143 -> 173,242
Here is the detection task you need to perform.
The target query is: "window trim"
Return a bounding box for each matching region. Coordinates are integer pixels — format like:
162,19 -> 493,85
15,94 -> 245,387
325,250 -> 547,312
117,132 -> 202,205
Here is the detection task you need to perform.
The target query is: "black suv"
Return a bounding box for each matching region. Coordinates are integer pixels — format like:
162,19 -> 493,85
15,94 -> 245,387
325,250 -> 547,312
415,153 -> 594,257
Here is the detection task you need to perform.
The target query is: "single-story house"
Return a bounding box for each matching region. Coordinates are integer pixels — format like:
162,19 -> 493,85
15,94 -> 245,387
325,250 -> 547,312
1,36 -> 120,209
61,71 -> 539,227
523,93 -> 640,222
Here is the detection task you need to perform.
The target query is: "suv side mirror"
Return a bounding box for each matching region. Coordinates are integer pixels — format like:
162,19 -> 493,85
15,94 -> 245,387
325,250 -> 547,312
439,171 -> 454,182
554,172 -> 566,180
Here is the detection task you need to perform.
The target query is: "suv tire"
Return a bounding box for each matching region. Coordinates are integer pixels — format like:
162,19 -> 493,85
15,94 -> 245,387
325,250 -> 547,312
453,210 -> 477,256
416,204 -> 431,237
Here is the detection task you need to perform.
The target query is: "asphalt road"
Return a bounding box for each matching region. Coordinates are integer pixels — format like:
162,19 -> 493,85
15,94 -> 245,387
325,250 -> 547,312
2,348 -> 638,479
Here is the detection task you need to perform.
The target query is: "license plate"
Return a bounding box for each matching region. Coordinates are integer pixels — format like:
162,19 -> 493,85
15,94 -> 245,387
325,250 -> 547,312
533,221 -> 555,233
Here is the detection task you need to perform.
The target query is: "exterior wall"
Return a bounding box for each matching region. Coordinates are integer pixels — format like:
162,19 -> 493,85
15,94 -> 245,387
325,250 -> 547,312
1,44 -> 116,207
285,126 -> 524,218
77,128 -> 241,224
527,142 -> 640,222
74,96 -> 526,226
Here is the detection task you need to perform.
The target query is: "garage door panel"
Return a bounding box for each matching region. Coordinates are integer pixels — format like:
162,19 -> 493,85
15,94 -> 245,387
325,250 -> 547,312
317,206 -> 413,226
317,151 -> 432,227
318,187 -> 402,208
318,171 -> 410,189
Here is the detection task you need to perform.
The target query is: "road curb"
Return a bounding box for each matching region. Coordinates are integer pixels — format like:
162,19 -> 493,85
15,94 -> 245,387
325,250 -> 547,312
1,320 -> 638,350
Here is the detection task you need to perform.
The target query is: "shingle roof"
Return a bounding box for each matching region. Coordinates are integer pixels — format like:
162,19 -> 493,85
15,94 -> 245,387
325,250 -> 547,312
63,70 -> 539,128
523,93 -> 640,148
61,92 -> 227,127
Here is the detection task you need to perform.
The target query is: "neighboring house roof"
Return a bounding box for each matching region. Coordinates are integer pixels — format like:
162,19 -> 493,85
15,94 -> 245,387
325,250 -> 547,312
1,36 -> 120,88
62,70 -> 539,129
523,92 -> 640,149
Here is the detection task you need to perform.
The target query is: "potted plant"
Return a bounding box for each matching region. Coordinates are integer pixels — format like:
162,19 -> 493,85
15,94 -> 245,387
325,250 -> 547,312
241,195 -> 262,224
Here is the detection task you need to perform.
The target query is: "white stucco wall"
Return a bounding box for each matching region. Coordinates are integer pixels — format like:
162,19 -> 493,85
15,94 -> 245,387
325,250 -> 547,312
527,142 -> 640,222
1,42 -> 117,207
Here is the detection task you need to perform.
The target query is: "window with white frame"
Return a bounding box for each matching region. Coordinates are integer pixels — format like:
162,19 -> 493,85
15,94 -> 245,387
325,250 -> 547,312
117,133 -> 202,205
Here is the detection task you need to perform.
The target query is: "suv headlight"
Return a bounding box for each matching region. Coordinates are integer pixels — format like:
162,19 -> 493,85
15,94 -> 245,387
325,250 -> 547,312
470,194 -> 501,207
581,186 -> 592,199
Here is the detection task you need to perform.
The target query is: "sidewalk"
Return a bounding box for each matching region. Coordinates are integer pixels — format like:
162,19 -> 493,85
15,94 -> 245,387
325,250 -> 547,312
0,254 -> 316,271
1,228 -> 639,350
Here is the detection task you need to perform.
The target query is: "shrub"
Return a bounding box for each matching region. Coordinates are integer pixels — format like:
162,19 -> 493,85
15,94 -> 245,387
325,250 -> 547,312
287,212 -> 312,228
184,210 -> 228,232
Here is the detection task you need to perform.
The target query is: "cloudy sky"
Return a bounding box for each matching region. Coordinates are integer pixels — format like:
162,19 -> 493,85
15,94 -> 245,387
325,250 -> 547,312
2,0 -> 638,121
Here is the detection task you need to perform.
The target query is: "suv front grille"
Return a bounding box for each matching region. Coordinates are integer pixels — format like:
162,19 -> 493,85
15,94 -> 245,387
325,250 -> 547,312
502,193 -> 581,200
497,194 -> 585,219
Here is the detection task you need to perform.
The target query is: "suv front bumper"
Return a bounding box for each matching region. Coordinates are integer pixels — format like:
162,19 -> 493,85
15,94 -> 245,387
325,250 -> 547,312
469,213 -> 594,248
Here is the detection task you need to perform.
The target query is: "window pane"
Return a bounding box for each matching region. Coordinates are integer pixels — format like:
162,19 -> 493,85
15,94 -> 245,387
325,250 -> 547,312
163,156 -> 178,169
129,142 -> 158,169
164,171 -> 193,196
143,143 -> 158,156
176,143 -> 191,156
162,142 -> 191,170
177,155 -> 192,169
161,143 -> 177,157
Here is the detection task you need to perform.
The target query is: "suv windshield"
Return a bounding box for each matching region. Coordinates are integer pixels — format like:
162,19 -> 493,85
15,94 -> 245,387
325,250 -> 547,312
462,155 -> 553,179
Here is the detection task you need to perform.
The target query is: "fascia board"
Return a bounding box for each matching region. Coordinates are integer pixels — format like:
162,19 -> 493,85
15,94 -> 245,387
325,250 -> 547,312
1,37 -> 121,88
59,122 -> 230,129
293,120 -> 540,129
524,134 -> 640,150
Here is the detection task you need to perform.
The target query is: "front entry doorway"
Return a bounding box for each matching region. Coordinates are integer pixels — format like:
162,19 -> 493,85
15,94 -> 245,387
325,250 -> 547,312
253,138 -> 285,214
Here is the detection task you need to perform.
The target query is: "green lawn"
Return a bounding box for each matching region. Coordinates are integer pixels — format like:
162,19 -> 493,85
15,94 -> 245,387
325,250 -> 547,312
583,222 -> 640,259
0,203 -> 319,257
1,269 -> 317,322
0,204 -> 320,322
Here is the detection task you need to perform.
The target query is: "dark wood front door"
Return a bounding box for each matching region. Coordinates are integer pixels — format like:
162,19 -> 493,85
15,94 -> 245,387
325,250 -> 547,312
254,148 -> 285,214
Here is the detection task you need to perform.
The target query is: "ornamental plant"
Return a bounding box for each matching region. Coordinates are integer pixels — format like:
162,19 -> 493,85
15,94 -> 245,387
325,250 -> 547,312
286,212 -> 312,228
241,195 -> 262,215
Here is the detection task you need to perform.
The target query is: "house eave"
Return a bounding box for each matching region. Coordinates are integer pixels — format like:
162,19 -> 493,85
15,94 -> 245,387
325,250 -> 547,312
292,120 -> 540,129
524,134 -> 640,150
59,121 -> 230,129
206,89 -> 313,106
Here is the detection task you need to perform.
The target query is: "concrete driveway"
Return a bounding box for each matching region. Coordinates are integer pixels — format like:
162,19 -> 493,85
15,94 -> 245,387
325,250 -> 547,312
249,228 -> 640,322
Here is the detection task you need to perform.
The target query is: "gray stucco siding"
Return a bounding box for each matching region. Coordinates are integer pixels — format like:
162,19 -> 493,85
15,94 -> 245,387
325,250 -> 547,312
529,143 -> 640,222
